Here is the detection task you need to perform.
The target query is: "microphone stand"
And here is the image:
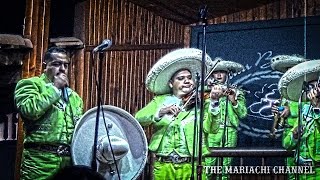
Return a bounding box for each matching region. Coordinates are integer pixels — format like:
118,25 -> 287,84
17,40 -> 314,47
191,73 -> 200,180
295,82 -> 308,180
197,5 -> 207,180
91,51 -> 104,171
218,74 -> 231,180
221,75 -> 230,149
91,50 -> 120,179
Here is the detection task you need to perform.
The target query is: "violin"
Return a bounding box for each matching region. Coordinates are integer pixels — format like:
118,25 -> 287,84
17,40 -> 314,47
207,78 -> 237,96
179,59 -> 223,109
181,90 -> 210,110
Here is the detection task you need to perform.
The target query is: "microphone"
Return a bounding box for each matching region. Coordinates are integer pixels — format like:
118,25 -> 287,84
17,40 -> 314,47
62,87 -> 69,103
93,39 -> 112,52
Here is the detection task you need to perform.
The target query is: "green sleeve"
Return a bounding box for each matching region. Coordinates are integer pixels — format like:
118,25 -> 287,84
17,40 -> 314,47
135,95 -> 163,126
71,92 -> 84,123
313,109 -> 320,132
288,100 -> 299,118
203,99 -> 219,134
14,77 -> 60,120
282,121 -> 298,150
232,90 -> 247,119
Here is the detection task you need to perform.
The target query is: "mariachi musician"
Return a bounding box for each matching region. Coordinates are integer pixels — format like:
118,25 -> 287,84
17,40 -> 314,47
204,57 -> 247,180
279,60 -> 320,179
269,54 -> 307,180
135,48 -> 220,180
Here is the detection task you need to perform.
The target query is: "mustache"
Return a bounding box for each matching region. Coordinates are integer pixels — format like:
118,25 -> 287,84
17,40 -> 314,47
179,85 -> 194,90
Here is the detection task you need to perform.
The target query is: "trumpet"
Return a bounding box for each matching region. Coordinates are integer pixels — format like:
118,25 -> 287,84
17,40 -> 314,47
269,99 -> 287,138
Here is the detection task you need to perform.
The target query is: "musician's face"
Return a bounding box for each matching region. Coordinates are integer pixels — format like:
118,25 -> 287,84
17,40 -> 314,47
212,70 -> 228,83
44,52 -> 70,82
169,70 -> 194,98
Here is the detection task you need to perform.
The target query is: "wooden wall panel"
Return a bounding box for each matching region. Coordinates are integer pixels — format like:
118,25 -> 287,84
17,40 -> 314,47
203,0 -> 320,25
73,0 -> 185,115
15,0 -> 320,179
15,0 -> 51,179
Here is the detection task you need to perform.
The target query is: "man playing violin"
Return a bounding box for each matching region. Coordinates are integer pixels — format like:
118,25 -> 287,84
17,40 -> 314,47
205,58 -> 247,180
135,48 -> 219,180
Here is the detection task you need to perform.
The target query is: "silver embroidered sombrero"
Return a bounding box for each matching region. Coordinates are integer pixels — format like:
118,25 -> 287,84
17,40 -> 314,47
270,54 -> 307,73
206,57 -> 244,73
71,105 -> 148,180
145,48 -> 212,95
278,60 -> 320,101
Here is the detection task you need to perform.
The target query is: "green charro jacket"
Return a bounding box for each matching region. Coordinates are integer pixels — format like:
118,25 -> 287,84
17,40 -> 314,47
135,94 -> 219,156
14,74 -> 83,145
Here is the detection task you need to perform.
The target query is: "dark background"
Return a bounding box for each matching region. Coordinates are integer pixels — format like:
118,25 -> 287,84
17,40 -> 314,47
0,0 -> 74,37
191,15 -> 320,165
0,1 -> 75,179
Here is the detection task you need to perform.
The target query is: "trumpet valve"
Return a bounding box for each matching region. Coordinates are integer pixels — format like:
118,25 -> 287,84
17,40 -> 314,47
278,117 -> 285,128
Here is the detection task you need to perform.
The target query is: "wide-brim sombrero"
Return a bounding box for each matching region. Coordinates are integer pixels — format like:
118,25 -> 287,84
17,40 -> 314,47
278,60 -> 320,101
271,54 -> 307,73
71,105 -> 148,180
145,48 -> 212,95
207,57 -> 244,74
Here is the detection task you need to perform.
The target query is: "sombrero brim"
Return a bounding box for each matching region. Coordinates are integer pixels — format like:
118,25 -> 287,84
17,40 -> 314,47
146,48 -> 210,95
71,105 -> 148,180
271,55 -> 307,73
278,60 -> 320,102
207,58 -> 244,73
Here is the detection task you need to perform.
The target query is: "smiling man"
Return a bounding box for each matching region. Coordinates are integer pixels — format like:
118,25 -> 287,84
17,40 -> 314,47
14,47 -> 83,180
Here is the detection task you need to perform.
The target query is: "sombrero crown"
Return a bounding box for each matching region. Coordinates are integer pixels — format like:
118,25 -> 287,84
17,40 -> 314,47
72,105 -> 148,180
207,57 -> 244,74
278,60 -> 320,101
270,54 -> 307,73
145,48 -> 212,95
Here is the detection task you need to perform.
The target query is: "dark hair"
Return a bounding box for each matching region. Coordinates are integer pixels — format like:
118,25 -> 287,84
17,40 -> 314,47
170,68 -> 191,81
44,47 -> 68,63
51,165 -> 105,180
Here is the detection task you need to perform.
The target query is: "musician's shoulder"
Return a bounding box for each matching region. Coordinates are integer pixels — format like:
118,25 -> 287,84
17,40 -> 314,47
151,94 -> 172,101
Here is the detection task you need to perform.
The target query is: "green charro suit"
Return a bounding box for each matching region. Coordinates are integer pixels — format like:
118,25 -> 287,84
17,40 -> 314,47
283,104 -> 320,180
279,99 -> 298,180
14,74 -> 83,180
135,94 -> 219,180
205,89 -> 247,180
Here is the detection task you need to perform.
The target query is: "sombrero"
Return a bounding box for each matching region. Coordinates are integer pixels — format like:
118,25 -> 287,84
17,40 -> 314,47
145,48 -> 212,95
207,57 -> 244,74
278,60 -> 320,102
71,105 -> 148,180
270,54 -> 307,73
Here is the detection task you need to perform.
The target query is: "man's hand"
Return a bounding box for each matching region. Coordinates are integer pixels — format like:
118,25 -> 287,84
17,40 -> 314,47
158,104 -> 181,118
292,126 -> 303,139
53,73 -> 69,89
224,88 -> 237,106
280,106 -> 290,118
272,105 -> 290,118
210,85 -> 224,100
